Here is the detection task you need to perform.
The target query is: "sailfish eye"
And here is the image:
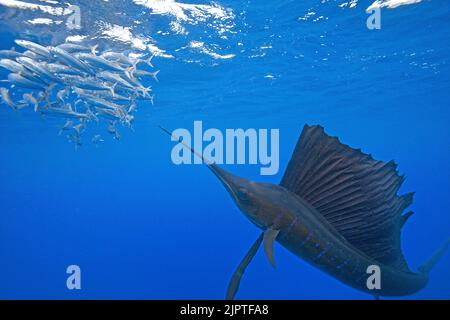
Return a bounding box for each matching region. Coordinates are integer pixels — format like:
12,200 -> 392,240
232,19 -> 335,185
236,188 -> 250,202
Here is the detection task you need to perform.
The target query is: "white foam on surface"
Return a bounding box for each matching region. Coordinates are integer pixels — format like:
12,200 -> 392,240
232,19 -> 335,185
99,22 -> 172,58
366,0 -> 422,12
65,35 -> 88,43
100,23 -> 148,50
133,0 -> 233,23
0,0 -> 236,63
187,40 -> 235,60
27,17 -> 64,25
0,0 -> 69,16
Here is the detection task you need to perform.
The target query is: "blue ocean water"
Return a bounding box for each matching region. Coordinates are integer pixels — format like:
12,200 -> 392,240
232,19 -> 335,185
0,0 -> 449,299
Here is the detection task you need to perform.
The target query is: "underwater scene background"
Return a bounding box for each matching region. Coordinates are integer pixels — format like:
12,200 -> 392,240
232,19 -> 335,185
0,0 -> 449,299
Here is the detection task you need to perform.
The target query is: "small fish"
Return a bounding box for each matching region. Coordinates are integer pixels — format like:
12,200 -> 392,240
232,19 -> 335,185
123,114 -> 134,127
15,40 -> 52,59
57,74 -> 82,86
133,69 -> 160,82
57,43 -> 98,54
73,123 -> 85,135
57,88 -> 69,103
0,87 -> 28,110
91,134 -> 104,145
138,86 -> 153,99
37,91 -> 48,105
122,54 -> 155,76
41,105 -> 91,120
58,120 -> 74,135
71,77 -> 116,97
107,122 -> 121,141
8,73 -> 47,90
107,122 -> 116,133
93,90 -> 132,104
76,53 -> 124,72
135,54 -> 155,68
46,63 -> 83,76
22,50 -> 42,60
50,47 -> 94,75
16,57 -> 61,83
95,107 -> 124,121
22,70 -> 52,85
96,71 -> 134,90
0,49 -> 22,59
74,98 -> 87,110
72,132 -> 83,148
135,94 -> 154,104
37,84 -> 58,105
7,59 -> 52,85
115,77 -> 152,99
97,107 -> 134,127
86,108 -> 99,122
79,94 -> 125,111
101,52 -> 136,66
22,93 -> 40,112
128,103 -> 137,113
0,59 -> 26,73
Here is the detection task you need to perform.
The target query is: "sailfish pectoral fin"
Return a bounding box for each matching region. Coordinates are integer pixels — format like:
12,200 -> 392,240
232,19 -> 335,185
263,228 -> 280,268
226,233 -> 264,300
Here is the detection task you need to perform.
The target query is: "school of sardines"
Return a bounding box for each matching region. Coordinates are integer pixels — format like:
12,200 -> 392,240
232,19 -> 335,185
0,39 -> 159,147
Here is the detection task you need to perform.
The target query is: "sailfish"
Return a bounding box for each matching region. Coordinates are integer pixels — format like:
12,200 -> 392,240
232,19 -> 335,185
161,124 -> 449,299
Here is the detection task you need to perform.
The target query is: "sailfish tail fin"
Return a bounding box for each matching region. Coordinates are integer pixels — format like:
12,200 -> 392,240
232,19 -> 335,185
418,238 -> 450,275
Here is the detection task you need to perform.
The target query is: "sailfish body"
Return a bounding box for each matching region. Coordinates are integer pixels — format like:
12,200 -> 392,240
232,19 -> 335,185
163,124 -> 449,298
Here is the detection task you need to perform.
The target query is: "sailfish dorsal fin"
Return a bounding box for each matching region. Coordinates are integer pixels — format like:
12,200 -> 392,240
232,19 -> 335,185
280,124 -> 413,271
